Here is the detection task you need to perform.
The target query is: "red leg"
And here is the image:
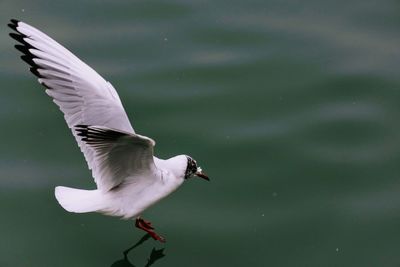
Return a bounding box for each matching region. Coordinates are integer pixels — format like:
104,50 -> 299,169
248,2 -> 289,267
140,218 -> 154,229
135,217 -> 166,243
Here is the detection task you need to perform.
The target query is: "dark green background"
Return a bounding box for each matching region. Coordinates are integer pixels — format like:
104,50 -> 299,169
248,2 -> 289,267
1,0 -> 400,266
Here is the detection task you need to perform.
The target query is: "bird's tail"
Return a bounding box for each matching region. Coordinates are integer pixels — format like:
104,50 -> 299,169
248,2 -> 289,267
55,186 -> 104,213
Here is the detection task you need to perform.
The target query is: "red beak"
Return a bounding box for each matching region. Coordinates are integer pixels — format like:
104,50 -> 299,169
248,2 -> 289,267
195,171 -> 210,181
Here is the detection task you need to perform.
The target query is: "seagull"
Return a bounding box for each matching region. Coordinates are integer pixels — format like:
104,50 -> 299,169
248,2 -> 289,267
8,19 -> 209,243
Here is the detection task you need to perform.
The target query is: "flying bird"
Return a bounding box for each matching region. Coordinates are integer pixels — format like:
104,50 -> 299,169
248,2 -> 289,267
8,19 -> 209,243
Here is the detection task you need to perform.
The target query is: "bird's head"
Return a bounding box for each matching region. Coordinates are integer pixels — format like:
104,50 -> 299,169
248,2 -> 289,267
185,156 -> 209,181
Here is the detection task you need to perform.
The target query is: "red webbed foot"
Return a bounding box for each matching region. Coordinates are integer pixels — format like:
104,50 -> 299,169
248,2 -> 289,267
135,217 -> 166,243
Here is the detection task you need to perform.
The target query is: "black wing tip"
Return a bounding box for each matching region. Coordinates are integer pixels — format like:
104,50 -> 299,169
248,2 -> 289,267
75,125 -> 89,131
10,29 -> 44,79
75,124 -> 89,128
74,125 -> 88,134
9,32 -> 25,43
74,125 -> 127,144
21,54 -> 36,67
8,19 -> 20,31
15,44 -> 30,54
8,23 -> 17,31
30,67 -> 42,78
77,131 -> 87,137
10,19 -> 20,24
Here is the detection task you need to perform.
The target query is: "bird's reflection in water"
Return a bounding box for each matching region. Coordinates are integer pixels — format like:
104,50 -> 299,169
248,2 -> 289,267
111,234 -> 166,267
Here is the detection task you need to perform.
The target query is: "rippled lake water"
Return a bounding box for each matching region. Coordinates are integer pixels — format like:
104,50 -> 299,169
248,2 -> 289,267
1,0 -> 400,266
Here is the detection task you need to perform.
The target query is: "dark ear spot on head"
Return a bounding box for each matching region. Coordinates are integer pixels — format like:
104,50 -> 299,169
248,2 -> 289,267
185,156 -> 197,179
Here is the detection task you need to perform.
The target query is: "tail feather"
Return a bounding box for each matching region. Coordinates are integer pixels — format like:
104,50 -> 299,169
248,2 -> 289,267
55,186 -> 104,213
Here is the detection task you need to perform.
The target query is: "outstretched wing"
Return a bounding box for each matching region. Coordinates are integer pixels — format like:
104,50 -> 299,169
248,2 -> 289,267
8,19 -> 142,191
76,125 -> 157,189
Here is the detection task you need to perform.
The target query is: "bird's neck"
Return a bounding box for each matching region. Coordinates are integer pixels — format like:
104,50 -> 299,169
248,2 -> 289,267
154,155 -> 187,181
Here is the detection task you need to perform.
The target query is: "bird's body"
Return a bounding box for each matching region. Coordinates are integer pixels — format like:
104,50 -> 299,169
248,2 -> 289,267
8,19 -> 208,242
56,155 -> 186,219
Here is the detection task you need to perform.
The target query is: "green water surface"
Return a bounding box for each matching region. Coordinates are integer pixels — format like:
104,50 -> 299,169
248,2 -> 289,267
1,0 -> 400,266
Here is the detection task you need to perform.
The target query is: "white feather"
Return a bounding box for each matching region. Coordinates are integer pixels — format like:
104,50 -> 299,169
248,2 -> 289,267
55,186 -> 104,213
